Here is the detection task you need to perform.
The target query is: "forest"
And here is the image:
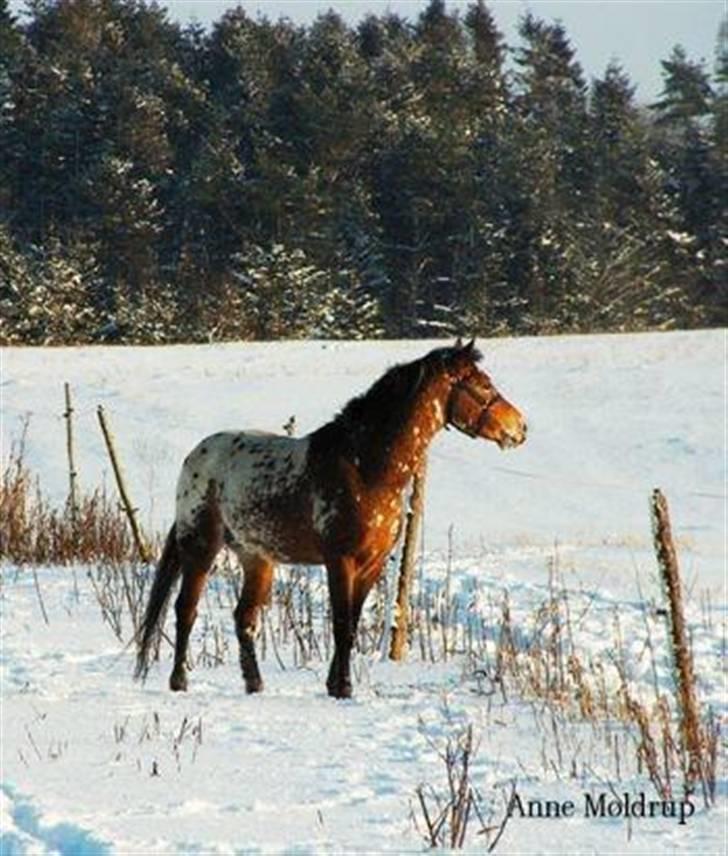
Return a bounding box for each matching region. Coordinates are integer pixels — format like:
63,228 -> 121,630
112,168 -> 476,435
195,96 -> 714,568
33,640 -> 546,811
0,0 -> 725,344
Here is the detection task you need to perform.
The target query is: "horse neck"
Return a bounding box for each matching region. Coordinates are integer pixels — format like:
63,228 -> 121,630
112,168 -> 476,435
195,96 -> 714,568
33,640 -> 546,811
366,372 -> 451,489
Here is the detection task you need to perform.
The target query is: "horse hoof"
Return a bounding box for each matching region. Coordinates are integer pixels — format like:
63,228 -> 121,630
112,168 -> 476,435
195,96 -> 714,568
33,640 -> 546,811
245,677 -> 263,694
327,681 -> 352,700
170,671 -> 188,692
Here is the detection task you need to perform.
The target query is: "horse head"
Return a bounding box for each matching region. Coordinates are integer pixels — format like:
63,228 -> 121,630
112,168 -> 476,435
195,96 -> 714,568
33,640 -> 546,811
443,338 -> 527,449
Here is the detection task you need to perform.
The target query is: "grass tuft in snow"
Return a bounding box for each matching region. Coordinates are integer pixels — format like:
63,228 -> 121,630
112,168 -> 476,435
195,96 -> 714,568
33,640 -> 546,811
1,419 -> 138,567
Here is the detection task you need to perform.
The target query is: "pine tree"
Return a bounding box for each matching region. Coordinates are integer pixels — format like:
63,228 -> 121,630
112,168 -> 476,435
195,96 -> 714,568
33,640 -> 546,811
508,13 -> 592,329
590,62 -> 644,225
713,17 -> 728,156
651,43 -> 722,321
0,0 -> 24,218
0,226 -> 103,345
709,17 -> 728,319
652,45 -> 713,127
457,1 -> 512,332
6,0 -> 207,299
226,243 -> 381,340
412,0 -> 467,125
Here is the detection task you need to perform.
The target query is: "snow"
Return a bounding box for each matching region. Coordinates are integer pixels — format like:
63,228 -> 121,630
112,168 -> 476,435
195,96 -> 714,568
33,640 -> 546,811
1,330 -> 725,854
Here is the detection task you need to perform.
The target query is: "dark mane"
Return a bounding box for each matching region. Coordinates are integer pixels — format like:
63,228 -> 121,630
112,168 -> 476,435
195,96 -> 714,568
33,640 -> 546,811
311,345 -> 482,477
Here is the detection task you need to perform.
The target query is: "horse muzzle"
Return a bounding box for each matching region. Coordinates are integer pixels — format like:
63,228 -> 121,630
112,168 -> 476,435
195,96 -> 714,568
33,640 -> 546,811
496,424 -> 527,449
447,382 -> 527,448
481,399 -> 527,449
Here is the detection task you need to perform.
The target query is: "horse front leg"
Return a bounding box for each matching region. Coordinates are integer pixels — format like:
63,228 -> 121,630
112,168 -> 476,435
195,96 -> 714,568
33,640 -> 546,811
325,556 -> 356,699
233,555 -> 274,693
325,552 -> 389,699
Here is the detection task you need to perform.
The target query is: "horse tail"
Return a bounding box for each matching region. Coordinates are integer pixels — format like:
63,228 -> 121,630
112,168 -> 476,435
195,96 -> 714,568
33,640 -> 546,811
135,523 -> 180,681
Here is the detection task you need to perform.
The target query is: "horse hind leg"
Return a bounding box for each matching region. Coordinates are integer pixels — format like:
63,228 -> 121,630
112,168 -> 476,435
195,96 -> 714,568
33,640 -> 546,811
169,500 -> 224,692
233,554 -> 274,693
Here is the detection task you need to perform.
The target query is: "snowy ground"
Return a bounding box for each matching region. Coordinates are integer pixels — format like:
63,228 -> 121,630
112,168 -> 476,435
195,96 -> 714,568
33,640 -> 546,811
1,330 -> 725,854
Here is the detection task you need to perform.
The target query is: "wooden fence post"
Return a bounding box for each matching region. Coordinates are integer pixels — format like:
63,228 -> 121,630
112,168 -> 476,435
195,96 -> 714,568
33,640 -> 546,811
651,488 -> 702,785
97,405 -> 151,563
389,458 -> 427,661
63,382 -> 79,529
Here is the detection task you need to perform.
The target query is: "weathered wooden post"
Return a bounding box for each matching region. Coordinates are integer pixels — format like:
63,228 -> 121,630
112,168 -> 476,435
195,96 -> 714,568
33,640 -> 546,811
650,488 -> 702,786
389,458 -> 427,661
63,382 -> 79,528
97,405 -> 151,563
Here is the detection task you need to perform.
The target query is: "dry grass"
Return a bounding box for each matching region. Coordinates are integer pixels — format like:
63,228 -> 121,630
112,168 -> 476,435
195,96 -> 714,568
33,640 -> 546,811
1,424 -> 152,642
473,559 -> 720,810
1,423 -> 139,566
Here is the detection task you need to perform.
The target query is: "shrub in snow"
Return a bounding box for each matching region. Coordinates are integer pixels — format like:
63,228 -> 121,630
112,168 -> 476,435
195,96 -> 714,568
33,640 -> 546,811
0,230 -> 102,345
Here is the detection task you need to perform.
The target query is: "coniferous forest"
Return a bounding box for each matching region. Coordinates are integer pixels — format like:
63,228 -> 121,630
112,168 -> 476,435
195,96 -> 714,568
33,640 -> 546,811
0,0 -> 725,344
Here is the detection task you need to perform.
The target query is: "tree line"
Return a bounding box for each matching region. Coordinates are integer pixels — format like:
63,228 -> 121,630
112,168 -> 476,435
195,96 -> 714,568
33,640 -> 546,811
0,0 -> 725,345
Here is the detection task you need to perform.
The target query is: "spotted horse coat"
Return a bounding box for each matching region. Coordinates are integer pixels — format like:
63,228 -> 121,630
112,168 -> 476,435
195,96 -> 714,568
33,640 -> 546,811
135,339 -> 527,699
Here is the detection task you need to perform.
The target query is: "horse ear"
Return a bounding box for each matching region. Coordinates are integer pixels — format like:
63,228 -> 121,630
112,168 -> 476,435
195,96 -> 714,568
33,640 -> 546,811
454,336 -> 463,348
464,337 -> 476,353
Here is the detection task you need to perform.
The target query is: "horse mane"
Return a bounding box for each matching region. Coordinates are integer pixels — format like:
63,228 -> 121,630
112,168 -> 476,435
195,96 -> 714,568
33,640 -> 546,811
311,344 -> 482,479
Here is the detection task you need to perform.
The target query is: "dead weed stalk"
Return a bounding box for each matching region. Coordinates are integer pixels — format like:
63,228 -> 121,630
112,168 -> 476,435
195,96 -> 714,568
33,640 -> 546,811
1,425 -> 137,566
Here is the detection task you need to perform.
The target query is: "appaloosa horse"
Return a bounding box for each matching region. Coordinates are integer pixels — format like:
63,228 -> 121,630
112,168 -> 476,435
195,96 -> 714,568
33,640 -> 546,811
135,339 -> 526,698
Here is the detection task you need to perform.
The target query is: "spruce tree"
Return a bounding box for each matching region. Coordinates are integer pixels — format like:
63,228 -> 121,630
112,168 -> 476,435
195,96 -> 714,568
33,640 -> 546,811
651,44 -> 722,322
652,45 -> 713,127
509,13 -> 592,329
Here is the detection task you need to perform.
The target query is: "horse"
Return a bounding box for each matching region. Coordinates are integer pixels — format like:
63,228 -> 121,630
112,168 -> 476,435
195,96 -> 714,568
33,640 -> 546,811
135,339 -> 527,699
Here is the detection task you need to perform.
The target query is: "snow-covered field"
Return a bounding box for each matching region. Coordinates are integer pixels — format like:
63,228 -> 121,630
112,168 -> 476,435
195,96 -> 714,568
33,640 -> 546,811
1,330 -> 725,854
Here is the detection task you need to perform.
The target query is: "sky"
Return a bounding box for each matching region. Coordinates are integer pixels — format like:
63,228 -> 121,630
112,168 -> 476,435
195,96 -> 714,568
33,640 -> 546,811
8,1 -> 725,102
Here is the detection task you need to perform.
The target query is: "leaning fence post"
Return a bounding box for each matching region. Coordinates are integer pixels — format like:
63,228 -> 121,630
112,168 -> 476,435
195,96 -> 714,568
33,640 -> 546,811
63,382 -> 79,529
97,405 -> 151,564
389,458 -> 427,661
650,488 -> 702,786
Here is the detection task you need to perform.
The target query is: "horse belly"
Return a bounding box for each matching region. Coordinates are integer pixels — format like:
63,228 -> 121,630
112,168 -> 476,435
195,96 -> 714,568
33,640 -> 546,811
221,490 -> 321,563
